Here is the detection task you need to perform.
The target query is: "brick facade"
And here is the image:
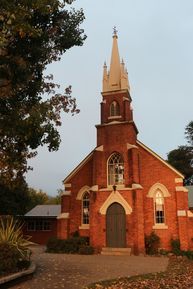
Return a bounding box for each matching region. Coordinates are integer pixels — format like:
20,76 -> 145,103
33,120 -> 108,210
58,34 -> 193,254
23,218 -> 58,245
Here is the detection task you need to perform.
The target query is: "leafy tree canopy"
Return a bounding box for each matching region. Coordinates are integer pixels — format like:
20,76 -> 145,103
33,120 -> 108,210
167,121 -> 193,185
45,188 -> 63,205
0,177 -> 29,215
0,182 -> 62,215
26,187 -> 49,212
167,146 -> 193,183
0,0 -> 86,185
185,121 -> 193,146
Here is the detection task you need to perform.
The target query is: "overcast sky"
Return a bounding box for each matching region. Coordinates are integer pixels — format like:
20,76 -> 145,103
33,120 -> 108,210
26,0 -> 193,195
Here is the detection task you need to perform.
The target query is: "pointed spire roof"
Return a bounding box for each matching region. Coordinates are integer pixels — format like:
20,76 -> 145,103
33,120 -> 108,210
109,31 -> 121,90
102,30 -> 130,93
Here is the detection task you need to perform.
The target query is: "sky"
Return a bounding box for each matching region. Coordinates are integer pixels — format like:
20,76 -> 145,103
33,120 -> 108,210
26,0 -> 193,195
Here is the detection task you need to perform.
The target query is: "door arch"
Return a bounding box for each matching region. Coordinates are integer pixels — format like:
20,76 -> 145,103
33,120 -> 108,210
106,202 -> 126,248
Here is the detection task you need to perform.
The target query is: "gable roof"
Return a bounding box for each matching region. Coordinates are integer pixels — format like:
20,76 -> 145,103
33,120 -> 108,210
137,140 -> 184,178
25,205 -> 61,217
63,150 -> 94,184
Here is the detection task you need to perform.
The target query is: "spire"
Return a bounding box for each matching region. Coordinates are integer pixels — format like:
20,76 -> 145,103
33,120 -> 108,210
102,29 -> 130,93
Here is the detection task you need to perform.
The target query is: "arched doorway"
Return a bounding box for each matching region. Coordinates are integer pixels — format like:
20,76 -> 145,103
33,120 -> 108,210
106,202 -> 126,247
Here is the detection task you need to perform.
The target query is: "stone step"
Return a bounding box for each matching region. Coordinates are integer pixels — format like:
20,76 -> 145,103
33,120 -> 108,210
101,247 -> 131,255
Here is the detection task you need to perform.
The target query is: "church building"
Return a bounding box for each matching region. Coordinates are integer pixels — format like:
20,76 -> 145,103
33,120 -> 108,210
57,32 -> 193,254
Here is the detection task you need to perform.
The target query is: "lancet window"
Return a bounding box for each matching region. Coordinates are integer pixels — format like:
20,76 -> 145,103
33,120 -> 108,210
110,101 -> 120,116
82,192 -> 90,224
108,153 -> 124,185
154,190 -> 165,224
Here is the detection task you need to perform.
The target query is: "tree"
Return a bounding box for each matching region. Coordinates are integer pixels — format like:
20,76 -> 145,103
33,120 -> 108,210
46,188 -> 63,204
167,121 -> 193,185
0,0 -> 86,184
167,146 -> 193,184
185,121 -> 193,146
0,177 -> 30,215
26,187 -> 49,212
0,183 -> 61,215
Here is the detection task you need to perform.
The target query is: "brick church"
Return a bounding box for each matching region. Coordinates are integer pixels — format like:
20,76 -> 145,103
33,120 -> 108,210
57,32 -> 193,254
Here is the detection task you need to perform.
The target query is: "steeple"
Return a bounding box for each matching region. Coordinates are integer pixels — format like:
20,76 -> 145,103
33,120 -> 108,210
102,29 -> 130,93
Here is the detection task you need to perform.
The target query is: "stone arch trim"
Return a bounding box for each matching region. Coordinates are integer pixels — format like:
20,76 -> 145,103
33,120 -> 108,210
99,190 -> 132,215
76,185 -> 90,200
147,183 -> 171,198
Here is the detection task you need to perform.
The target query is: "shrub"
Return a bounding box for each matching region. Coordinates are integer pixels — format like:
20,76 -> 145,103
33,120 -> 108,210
0,216 -> 31,275
46,236 -> 62,253
171,239 -> 181,256
0,243 -> 20,273
46,236 -> 90,254
71,230 -> 80,238
17,259 -> 31,270
145,231 -> 160,255
183,250 -> 193,260
159,249 -> 169,256
170,239 -> 193,259
79,246 -> 94,255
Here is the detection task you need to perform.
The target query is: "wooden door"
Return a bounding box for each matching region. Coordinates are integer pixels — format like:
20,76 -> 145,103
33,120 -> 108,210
106,202 -> 126,248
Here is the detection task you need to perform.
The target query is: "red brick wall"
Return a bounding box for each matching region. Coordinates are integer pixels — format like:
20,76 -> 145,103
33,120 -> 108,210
64,158 -> 93,235
23,218 -> 57,245
96,122 -> 137,148
60,140 -> 191,253
60,139 -> 191,253
101,91 -> 132,124
138,143 -> 188,251
59,85 -> 191,253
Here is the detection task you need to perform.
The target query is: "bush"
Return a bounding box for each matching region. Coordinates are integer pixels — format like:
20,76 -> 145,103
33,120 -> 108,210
182,250 -> 193,260
79,246 -> 94,255
159,249 -> 169,256
46,237 -> 62,253
171,239 -> 181,256
169,239 -> 193,259
0,243 -> 20,273
46,236 -> 90,254
17,259 -> 31,270
0,216 -> 31,275
145,231 -> 160,255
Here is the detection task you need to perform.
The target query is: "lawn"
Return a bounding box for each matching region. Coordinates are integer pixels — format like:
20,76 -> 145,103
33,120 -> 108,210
86,256 -> 193,289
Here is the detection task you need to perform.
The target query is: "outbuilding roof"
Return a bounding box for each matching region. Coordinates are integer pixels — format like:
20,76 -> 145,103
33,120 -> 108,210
25,205 -> 61,217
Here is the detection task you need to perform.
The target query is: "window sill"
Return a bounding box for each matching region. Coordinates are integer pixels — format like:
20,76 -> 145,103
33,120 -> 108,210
108,115 -> 122,120
153,224 -> 168,230
79,225 -> 90,230
107,184 -> 125,189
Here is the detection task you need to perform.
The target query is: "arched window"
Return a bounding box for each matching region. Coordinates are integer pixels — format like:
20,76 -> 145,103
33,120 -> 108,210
82,192 -> 90,224
110,101 -> 120,116
154,190 -> 165,224
108,153 -> 124,185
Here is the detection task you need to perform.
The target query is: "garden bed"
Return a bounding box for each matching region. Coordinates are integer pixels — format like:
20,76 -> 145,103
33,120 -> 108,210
0,261 -> 36,288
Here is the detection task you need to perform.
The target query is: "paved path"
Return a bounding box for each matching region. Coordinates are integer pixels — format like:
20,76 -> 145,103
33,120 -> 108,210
10,246 -> 168,289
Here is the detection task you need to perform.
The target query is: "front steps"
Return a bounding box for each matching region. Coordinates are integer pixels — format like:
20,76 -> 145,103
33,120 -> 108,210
101,247 -> 131,256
